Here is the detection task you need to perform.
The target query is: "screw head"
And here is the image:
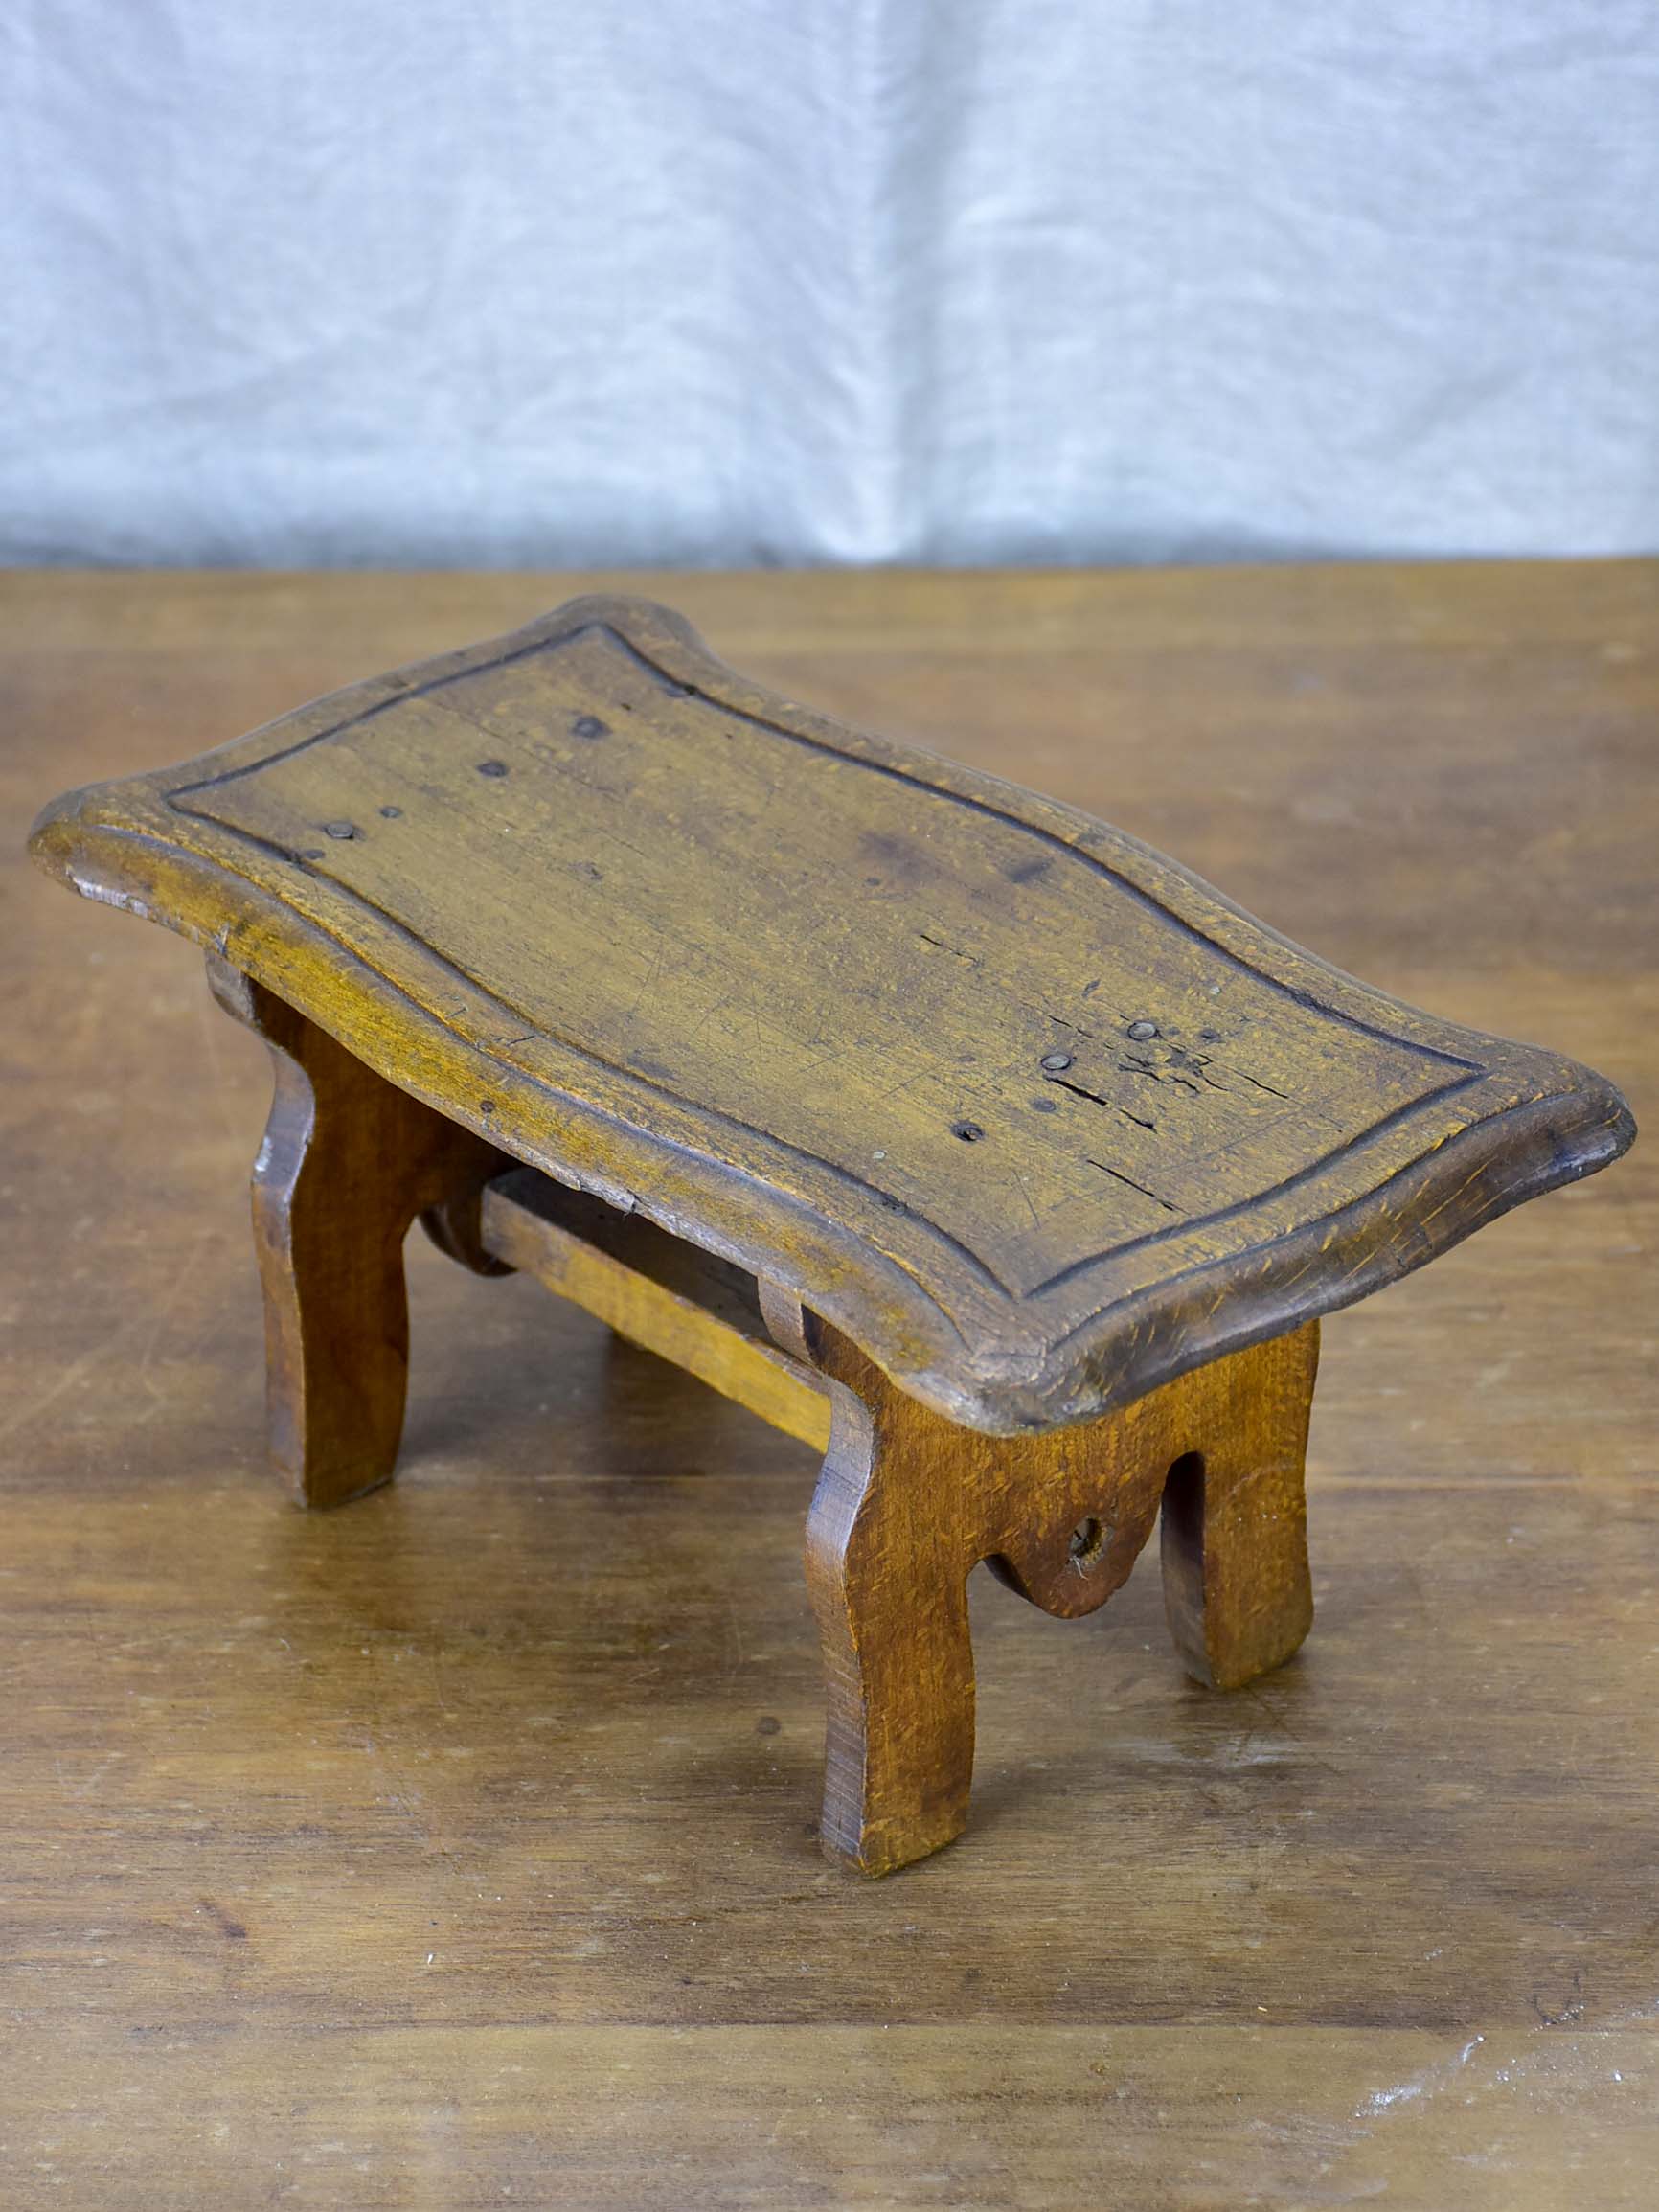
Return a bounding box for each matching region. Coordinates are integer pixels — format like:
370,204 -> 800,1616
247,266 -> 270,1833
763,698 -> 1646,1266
1126,1019 -> 1158,1041
951,1120 -> 986,1143
322,820 -> 358,840
1039,1050 -> 1074,1072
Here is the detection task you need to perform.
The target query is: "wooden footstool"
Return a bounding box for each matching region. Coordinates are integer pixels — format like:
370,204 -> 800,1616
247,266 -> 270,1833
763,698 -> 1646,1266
30,596 -> 1635,1875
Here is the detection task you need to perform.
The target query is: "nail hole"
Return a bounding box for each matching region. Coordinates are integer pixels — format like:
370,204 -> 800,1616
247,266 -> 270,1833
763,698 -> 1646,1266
571,715 -> 609,740
477,760 -> 510,778
1068,1516 -> 1105,1570
951,1120 -> 985,1143
379,804 -> 402,818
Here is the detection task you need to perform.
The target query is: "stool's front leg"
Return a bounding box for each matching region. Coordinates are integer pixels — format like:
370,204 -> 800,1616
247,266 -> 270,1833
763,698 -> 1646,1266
804,1359 -> 980,1876
796,1317 -> 1320,1875
799,1322 -> 1174,1877
207,960 -> 501,1507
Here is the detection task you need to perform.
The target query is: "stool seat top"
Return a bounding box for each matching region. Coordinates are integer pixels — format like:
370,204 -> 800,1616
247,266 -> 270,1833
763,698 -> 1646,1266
31,595 -> 1634,1432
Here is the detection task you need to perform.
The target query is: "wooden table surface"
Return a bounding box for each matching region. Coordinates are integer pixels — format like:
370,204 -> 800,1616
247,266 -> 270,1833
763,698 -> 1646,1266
2,562 -> 1654,2209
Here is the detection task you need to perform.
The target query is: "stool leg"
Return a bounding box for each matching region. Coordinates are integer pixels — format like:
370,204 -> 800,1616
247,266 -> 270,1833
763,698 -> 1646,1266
207,960 -> 499,1508
804,1370 -> 979,1877
793,1315 -> 1265,1876
785,1311 -> 1322,1870
1159,1321 -> 1319,1690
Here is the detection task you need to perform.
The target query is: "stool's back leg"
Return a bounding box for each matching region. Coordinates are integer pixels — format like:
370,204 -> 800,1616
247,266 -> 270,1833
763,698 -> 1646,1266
207,960 -> 501,1508
1159,1321 -> 1319,1690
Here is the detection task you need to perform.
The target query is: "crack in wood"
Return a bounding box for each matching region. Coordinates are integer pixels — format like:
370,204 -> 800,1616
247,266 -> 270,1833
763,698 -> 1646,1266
1044,1073 -> 1158,1132
1084,1159 -> 1182,1213
1119,1053 -> 1202,1093
917,929 -> 983,969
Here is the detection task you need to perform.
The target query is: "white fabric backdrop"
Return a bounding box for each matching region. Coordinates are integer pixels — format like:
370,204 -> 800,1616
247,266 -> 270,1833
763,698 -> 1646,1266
3,2 -> 1656,567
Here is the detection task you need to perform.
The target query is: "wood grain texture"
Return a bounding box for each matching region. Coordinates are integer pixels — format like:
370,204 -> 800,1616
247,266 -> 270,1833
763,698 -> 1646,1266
3,563 -> 1656,2207
27,593 -> 1633,1432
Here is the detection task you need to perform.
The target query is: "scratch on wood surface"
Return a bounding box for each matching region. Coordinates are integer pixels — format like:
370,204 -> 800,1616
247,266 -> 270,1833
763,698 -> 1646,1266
134,1221 -> 224,1417
1354,2034 -> 1485,2122
1010,1172 -> 1042,1229
0,1346 -> 103,1442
